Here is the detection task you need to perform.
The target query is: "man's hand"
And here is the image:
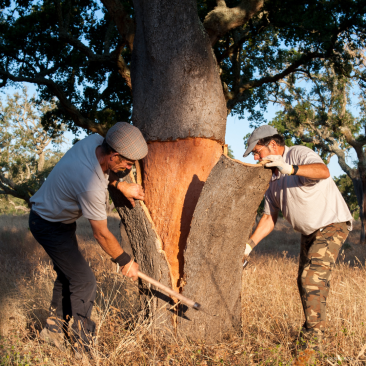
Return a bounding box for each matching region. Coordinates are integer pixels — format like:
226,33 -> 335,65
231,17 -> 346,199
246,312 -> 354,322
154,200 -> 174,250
265,155 -> 293,175
242,238 -> 255,263
121,260 -> 139,281
119,181 -> 145,207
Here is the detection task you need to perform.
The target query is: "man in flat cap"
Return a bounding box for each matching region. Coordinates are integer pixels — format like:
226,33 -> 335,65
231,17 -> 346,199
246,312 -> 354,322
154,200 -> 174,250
29,122 -> 147,355
242,125 -> 352,351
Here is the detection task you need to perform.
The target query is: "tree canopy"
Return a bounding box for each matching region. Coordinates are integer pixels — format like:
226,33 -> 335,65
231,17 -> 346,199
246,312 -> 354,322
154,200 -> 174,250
334,174 -> 360,219
1,0 -> 366,136
265,62 -> 366,242
0,88 -> 65,206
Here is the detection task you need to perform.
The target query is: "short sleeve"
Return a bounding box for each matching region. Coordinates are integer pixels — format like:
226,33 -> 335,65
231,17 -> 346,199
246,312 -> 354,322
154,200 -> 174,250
290,146 -> 325,186
292,146 -> 324,165
263,191 -> 279,216
78,190 -> 107,221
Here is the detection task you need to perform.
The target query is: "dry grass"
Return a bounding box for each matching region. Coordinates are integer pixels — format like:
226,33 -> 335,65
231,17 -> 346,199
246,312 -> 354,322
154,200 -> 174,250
0,214 -> 365,365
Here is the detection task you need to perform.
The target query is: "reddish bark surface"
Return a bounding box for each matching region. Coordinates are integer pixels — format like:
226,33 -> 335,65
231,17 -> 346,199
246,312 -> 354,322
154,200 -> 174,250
142,139 -> 223,291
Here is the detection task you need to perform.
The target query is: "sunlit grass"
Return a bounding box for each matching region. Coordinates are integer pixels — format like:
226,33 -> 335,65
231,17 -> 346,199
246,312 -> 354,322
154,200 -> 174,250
0,214 -> 364,365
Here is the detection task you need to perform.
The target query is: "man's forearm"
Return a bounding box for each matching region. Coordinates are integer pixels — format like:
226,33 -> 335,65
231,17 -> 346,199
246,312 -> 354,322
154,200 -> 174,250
95,230 -> 123,259
250,213 -> 277,247
295,163 -> 330,180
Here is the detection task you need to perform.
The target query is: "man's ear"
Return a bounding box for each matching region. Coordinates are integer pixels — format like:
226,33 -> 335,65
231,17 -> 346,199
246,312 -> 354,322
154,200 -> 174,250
110,153 -> 118,161
270,140 -> 277,153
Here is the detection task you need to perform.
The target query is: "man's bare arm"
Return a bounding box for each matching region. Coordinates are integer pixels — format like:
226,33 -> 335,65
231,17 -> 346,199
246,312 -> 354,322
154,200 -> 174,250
295,163 -> 330,180
243,213 -> 277,262
250,213 -> 278,247
89,219 -> 139,280
108,178 -> 145,207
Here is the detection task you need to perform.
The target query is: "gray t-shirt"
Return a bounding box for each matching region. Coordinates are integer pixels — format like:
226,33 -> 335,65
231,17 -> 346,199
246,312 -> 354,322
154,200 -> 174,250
30,134 -> 109,223
263,145 -> 352,235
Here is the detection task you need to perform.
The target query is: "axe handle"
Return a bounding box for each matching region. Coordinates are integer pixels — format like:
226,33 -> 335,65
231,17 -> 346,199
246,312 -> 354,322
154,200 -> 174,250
137,271 -> 200,310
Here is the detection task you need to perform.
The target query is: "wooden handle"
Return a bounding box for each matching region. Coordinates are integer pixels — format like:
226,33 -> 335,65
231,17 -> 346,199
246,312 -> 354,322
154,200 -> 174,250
137,271 -> 200,310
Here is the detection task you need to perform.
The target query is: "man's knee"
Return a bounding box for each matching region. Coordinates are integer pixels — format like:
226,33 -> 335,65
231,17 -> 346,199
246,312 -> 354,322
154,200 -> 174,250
82,269 -> 97,297
300,260 -> 331,292
69,265 -> 97,299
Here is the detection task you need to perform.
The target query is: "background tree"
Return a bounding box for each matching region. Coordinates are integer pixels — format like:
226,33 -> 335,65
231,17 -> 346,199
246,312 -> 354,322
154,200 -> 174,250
334,174 -> 360,220
1,1 -> 366,133
0,88 -> 65,208
267,64 -> 366,243
2,0 -> 366,339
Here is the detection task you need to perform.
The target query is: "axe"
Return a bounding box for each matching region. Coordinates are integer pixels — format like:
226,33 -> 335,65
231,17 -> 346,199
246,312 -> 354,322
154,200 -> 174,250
137,271 -> 201,310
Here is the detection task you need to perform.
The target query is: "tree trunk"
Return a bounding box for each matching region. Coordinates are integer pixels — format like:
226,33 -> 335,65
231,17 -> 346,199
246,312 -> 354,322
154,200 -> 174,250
108,0 -> 270,340
131,0 -> 227,292
351,176 -> 365,244
362,175 -> 366,244
37,151 -> 45,173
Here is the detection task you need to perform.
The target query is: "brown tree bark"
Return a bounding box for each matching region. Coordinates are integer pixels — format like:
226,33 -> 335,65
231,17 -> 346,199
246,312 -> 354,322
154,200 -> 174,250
178,156 -> 272,341
108,0 -> 269,340
109,172 -> 175,328
131,0 -> 227,291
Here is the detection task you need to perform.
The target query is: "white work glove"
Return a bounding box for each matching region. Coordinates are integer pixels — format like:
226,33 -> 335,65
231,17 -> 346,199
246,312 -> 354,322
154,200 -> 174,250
244,243 -> 252,256
242,239 -> 255,263
265,155 -> 293,175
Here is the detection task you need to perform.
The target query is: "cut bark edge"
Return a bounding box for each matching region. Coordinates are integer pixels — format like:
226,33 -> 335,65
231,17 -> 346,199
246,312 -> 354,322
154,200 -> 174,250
128,170 -> 177,301
145,136 -> 226,145
232,158 -> 270,167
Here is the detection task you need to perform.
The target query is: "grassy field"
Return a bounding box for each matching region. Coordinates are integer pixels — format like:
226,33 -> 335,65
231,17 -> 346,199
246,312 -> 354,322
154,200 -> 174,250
0,214 -> 365,365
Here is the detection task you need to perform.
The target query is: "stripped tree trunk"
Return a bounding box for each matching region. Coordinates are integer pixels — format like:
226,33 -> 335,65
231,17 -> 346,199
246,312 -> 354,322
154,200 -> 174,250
131,0 -> 227,293
108,0 -> 272,340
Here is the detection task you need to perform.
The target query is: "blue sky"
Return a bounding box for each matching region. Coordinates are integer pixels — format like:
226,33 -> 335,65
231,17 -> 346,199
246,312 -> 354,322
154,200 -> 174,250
2,83 -> 355,178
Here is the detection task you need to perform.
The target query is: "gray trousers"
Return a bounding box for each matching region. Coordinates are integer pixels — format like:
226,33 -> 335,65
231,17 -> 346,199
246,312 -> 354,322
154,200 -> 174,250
29,210 -> 96,346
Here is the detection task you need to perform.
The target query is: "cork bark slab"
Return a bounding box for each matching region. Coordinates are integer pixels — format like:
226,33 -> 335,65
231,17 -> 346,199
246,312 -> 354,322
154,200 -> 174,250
178,155 -> 272,341
109,172 -> 175,329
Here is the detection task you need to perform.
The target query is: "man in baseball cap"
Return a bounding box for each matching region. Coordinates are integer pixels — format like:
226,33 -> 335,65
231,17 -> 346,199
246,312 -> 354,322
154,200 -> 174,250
242,125 -> 352,352
243,125 -> 279,158
29,122 -> 147,357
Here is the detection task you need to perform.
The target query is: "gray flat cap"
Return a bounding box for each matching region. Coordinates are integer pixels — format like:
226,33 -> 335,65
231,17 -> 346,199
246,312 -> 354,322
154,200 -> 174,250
106,122 -> 148,160
243,125 -> 278,157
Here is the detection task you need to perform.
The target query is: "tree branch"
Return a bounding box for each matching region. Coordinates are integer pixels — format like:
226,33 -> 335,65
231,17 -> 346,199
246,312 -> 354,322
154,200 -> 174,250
54,0 -> 132,89
0,69 -> 107,135
203,0 -> 264,46
101,0 -> 135,51
227,51 -> 326,110
296,129 -> 358,179
341,126 -> 366,149
8,199 -> 30,212
113,42 -> 132,90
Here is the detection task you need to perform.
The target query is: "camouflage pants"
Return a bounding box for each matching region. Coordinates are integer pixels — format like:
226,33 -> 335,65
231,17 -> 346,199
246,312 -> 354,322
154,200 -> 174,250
298,222 -> 349,331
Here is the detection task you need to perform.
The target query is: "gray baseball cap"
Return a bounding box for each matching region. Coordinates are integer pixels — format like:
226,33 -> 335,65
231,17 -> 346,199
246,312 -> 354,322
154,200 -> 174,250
243,125 -> 278,157
106,122 -> 148,160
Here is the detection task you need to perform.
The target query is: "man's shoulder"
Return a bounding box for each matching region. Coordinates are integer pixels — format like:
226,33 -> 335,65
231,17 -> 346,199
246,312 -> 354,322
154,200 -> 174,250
287,145 -> 314,155
75,134 -> 103,148
287,145 -> 323,164
56,134 -> 106,189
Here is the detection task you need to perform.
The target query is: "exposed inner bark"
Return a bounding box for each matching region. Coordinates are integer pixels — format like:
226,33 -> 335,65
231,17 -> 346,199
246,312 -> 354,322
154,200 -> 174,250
142,139 -> 223,291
